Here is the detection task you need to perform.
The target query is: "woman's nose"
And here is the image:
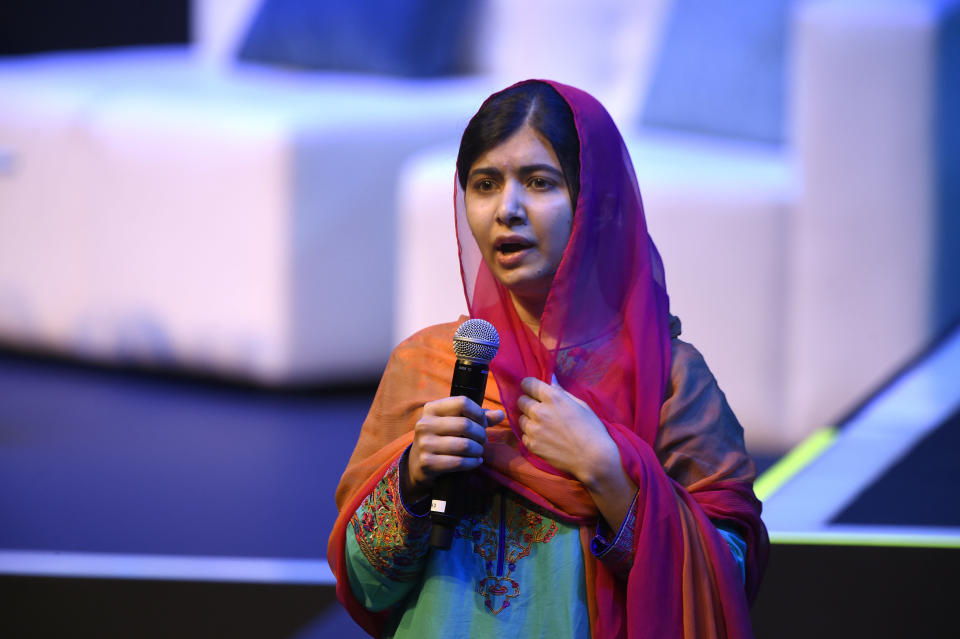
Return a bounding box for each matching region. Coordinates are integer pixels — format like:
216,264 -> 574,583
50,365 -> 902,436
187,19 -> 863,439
495,181 -> 526,226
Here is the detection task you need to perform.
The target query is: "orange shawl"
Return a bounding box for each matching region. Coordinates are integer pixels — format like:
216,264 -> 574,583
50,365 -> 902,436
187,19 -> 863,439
329,319 -> 767,638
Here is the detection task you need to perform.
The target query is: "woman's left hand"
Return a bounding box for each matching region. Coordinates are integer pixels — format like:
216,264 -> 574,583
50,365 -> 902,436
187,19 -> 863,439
516,376 -> 619,488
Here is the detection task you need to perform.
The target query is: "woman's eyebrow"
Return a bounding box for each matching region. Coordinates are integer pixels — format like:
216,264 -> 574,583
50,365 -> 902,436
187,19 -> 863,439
468,166 -> 503,180
468,164 -> 564,181
517,164 -> 564,178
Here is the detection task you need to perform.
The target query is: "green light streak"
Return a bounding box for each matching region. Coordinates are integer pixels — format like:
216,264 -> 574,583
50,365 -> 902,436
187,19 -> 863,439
770,531 -> 960,549
754,427 -> 838,502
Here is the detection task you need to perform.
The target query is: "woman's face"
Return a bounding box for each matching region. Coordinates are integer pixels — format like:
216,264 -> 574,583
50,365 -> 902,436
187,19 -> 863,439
464,123 -> 574,307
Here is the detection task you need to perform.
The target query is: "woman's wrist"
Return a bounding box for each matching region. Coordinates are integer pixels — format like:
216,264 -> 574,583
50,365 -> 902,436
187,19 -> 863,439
576,438 -> 622,492
576,439 -> 637,532
400,451 -> 431,504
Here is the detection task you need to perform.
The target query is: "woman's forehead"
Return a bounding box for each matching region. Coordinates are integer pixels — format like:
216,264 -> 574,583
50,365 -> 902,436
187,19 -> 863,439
469,124 -> 563,174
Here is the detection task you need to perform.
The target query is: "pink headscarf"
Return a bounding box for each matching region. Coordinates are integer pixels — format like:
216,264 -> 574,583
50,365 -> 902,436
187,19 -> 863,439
456,80 -> 671,475
456,80 -> 765,637
329,80 -> 766,639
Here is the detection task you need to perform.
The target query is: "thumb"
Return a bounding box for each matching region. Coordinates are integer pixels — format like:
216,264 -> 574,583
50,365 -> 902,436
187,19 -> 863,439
549,373 -> 566,390
483,409 -> 506,427
551,373 -> 590,410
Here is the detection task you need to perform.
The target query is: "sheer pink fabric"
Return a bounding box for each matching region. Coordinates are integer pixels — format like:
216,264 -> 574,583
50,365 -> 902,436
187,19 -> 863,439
455,80 -> 671,473
454,80 -> 764,638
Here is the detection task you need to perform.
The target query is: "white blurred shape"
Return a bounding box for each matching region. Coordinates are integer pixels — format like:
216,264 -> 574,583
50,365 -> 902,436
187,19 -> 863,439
786,0 -> 936,441
473,0 -> 673,126
192,0 -> 263,67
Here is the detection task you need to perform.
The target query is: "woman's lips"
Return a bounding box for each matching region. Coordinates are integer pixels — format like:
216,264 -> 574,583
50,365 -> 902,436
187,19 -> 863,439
496,246 -> 532,267
494,237 -> 535,268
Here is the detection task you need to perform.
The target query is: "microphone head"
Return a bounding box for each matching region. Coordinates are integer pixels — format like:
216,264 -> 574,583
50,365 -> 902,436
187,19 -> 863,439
453,319 -> 500,364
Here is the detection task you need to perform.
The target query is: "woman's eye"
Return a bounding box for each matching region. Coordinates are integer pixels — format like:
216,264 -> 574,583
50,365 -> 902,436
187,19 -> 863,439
474,179 -> 496,192
529,177 -> 552,190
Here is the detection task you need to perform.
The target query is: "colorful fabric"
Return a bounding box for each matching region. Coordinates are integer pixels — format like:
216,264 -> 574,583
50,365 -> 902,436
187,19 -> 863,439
346,454 -> 633,636
384,490 -> 591,638
349,457 -> 430,583
589,490 -> 639,581
345,455 -> 744,634
329,80 -> 768,638
458,491 -> 559,615
331,326 -> 763,637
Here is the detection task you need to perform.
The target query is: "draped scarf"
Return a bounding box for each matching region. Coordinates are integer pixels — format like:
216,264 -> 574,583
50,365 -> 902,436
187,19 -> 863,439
329,80 -> 767,638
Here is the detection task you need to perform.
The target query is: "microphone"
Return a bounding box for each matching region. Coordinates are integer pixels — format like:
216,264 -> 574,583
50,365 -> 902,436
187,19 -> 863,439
429,318 -> 500,549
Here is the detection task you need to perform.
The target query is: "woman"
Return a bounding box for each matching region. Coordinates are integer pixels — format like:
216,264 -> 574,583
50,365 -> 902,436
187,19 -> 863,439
329,80 -> 767,638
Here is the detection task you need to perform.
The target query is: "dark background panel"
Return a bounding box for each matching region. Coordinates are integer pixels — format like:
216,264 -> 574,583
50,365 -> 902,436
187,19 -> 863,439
1,543 -> 957,639
751,543 -> 957,638
0,577 -> 364,639
0,0 -> 189,55
0,349 -> 376,558
832,407 -> 960,527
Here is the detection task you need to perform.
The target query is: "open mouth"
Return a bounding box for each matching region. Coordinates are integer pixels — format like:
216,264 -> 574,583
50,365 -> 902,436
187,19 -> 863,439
495,237 -> 534,254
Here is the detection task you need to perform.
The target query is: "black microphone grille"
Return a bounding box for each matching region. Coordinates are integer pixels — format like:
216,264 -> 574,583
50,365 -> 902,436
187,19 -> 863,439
453,319 -> 500,363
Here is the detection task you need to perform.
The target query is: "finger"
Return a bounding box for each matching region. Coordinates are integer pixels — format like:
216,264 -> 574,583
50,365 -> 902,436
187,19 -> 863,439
516,394 -> 536,416
416,415 -> 488,444
422,396 -> 488,435
520,376 -> 552,401
568,393 -> 591,410
556,385 -> 591,410
520,431 -> 534,451
423,396 -> 486,424
517,413 -> 530,433
456,396 -> 488,425
419,452 -> 484,477
421,434 -> 485,458
549,374 -> 591,410
483,409 -> 506,426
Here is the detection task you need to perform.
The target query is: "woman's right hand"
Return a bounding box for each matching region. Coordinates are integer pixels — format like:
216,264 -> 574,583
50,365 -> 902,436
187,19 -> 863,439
402,396 -> 505,503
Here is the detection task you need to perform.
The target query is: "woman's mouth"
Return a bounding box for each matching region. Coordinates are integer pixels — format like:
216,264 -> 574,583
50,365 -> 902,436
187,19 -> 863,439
495,237 -> 535,267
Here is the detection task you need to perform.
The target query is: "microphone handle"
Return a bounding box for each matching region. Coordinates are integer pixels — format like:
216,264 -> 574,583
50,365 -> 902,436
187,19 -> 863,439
429,358 -> 489,549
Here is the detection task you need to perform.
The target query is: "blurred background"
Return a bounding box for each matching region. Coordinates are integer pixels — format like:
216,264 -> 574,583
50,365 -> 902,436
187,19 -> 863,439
1,0 -> 958,637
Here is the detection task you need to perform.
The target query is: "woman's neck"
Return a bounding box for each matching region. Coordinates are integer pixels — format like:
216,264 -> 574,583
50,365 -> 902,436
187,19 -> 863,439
509,291 -> 544,337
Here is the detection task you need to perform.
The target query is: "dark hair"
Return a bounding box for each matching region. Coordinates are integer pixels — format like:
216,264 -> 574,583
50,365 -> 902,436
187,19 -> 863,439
457,82 -> 580,206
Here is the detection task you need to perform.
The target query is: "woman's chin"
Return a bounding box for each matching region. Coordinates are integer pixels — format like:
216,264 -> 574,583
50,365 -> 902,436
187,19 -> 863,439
498,273 -> 553,307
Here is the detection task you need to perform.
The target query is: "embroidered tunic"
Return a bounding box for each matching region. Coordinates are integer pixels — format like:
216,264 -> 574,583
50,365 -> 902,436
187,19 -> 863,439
344,450 -> 746,637
332,322 -> 759,638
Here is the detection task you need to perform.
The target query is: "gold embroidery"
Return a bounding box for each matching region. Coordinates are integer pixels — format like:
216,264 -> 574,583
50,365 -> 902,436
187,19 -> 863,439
458,494 -> 557,614
351,462 -> 429,581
